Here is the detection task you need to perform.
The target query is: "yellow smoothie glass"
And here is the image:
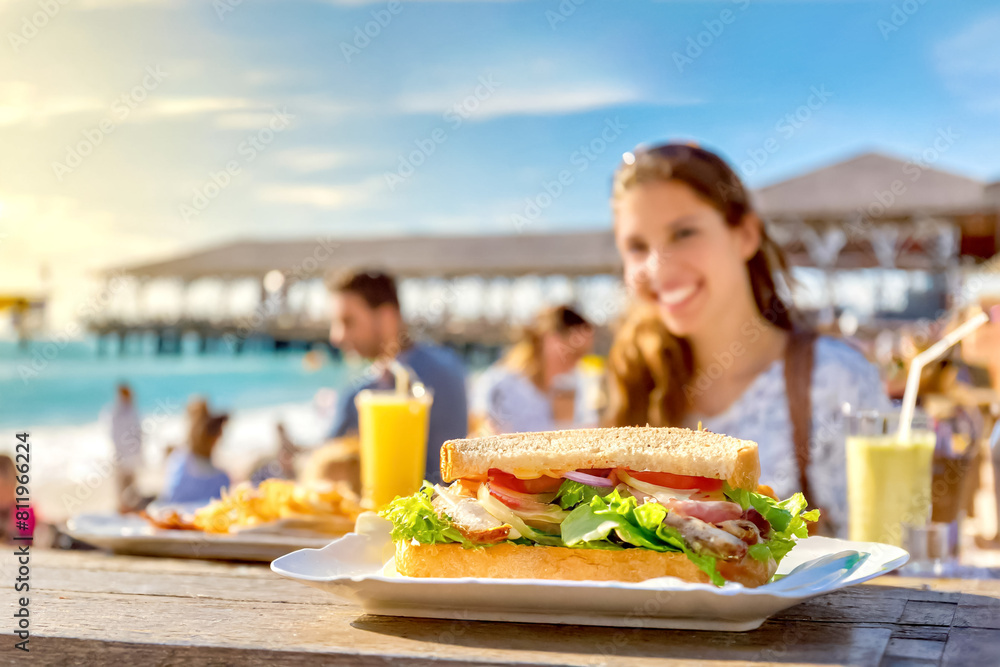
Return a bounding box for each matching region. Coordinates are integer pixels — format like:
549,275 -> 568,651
846,411 -> 935,546
355,384 -> 433,510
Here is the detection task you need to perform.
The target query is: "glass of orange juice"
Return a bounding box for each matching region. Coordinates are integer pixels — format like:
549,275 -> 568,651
846,410 -> 935,547
355,384 -> 433,510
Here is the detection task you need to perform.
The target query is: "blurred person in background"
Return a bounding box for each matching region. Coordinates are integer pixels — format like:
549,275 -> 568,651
474,305 -> 595,434
300,437 -> 361,496
962,304 -> 1000,393
159,398 -> 231,504
605,142 -> 891,537
326,269 -> 468,485
108,383 -> 143,513
249,423 -> 300,486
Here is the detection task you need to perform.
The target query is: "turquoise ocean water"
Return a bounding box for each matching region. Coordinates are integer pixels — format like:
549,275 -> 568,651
0,338 -> 346,429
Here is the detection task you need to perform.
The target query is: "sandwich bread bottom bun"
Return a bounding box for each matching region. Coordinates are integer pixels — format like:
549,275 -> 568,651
395,540 -> 774,588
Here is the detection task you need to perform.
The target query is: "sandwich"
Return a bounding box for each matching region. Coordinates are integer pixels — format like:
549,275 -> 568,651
379,426 -> 819,588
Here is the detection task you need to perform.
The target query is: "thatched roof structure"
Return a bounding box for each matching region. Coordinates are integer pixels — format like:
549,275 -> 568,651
110,151 -> 998,281
755,151 -> 989,217
110,231 -> 620,281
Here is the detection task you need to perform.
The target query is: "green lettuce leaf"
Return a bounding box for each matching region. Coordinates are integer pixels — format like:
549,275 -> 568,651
378,484 -> 472,547
553,479 -> 607,510
723,483 -> 820,566
560,489 -> 726,585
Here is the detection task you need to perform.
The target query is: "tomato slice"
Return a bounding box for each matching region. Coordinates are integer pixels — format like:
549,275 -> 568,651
624,470 -> 723,491
488,469 -> 564,494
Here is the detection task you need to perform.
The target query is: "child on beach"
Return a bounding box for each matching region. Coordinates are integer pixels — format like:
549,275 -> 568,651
159,399 -> 231,505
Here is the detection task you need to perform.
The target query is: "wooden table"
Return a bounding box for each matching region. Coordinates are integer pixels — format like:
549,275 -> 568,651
14,549 -> 1000,665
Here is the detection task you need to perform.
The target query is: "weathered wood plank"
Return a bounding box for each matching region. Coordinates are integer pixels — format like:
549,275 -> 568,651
942,626 -> 1000,666
881,636 -> 946,664
889,625 -> 950,642
26,590 -> 895,666
34,567 -> 342,606
27,548 -> 274,577
952,592 -> 1000,630
775,592 -> 907,624
867,576 -> 1000,598
24,639 -> 460,667
18,550 -> 1000,665
898,600 -> 957,627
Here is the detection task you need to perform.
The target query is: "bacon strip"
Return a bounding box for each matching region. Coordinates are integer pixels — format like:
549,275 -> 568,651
665,498 -> 743,524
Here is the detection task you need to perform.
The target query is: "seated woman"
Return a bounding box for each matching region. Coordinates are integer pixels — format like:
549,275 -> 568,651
159,399 -> 231,505
475,305 -> 595,434
605,142 -> 891,537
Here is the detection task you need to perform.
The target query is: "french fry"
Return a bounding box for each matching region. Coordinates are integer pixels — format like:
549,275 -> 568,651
184,478 -> 362,535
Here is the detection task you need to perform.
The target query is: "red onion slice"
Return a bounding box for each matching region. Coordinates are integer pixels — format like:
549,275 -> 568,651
563,470 -> 615,487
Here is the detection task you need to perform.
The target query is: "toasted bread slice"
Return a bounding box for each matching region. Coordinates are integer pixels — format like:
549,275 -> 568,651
395,540 -> 772,588
440,426 -> 760,490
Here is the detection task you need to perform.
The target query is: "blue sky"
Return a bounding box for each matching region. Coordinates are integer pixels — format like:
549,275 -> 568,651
1,0 -> 999,324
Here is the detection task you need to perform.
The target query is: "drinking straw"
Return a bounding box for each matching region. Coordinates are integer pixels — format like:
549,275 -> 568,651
897,309 -> 991,443
387,359 -> 411,395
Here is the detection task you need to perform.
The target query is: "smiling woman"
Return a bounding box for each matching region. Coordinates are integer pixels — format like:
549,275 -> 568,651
605,143 -> 890,537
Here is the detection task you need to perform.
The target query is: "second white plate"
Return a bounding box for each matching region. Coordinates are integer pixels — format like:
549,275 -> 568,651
66,513 -> 336,562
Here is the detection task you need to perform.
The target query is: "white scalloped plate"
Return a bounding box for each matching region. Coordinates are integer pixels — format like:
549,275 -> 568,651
271,514 -> 908,631
66,513 -> 335,562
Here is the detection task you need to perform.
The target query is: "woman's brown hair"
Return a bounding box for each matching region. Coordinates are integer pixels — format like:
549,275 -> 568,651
606,143 -> 795,427
502,305 -> 592,391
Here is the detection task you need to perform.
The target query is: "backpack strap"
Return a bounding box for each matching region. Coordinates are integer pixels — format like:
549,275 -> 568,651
784,330 -> 818,504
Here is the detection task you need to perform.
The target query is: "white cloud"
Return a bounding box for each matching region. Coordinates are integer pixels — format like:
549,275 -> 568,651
275,149 -> 351,173
257,177 -> 383,209
142,96 -> 255,117
0,83 -> 103,126
0,65 -> 248,129
0,86 -> 278,127
212,111 -> 286,129
317,0 -> 524,4
77,0 -> 180,8
935,14 -> 1000,113
395,81 -> 697,119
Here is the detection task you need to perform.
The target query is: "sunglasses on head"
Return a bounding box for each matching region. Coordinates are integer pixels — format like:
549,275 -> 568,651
620,142 -> 720,168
